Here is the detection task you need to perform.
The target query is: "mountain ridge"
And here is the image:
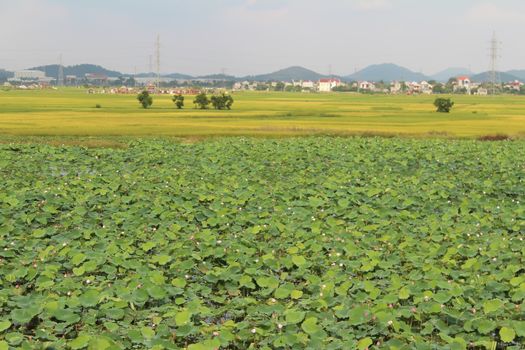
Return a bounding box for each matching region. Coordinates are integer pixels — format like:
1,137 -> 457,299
344,63 -> 429,82
3,63 -> 525,83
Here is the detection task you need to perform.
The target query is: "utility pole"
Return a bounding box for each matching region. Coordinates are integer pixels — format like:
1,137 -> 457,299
489,31 -> 501,95
57,54 -> 64,87
155,34 -> 161,90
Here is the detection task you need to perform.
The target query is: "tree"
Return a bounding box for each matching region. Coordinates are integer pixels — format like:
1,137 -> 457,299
194,92 -> 210,109
137,91 -> 153,109
225,94 -> 234,110
172,94 -> 184,109
274,82 -> 285,91
434,98 -> 454,113
210,93 -> 234,110
432,83 -> 446,94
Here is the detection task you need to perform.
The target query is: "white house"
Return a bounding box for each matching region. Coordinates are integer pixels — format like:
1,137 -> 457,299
456,76 -> 471,87
318,78 -> 341,92
420,81 -> 433,94
506,80 -> 523,91
301,80 -> 315,89
476,88 -> 488,96
358,81 -> 375,91
390,81 -> 402,94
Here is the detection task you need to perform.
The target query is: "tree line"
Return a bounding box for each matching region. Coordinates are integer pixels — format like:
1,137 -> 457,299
136,91 -> 234,110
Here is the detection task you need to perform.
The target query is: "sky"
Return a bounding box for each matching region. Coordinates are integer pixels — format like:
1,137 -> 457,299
1,0 -> 524,76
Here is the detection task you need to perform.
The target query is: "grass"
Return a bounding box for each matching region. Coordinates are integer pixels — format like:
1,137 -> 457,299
0,88 -> 525,140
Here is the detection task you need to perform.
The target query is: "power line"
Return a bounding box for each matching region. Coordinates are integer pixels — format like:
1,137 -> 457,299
57,54 -> 64,86
155,34 -> 161,89
489,31 -> 501,95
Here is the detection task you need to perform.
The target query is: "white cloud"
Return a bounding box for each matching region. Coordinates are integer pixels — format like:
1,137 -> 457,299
466,3 -> 525,22
224,0 -> 289,23
353,0 -> 392,11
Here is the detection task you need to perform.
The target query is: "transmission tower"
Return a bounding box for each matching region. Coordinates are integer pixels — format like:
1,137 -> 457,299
57,54 -> 64,87
489,31 -> 501,95
155,34 -> 161,90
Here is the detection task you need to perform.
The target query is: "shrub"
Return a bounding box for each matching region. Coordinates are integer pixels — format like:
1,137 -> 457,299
478,134 -> 511,142
193,93 -> 210,109
172,94 -> 185,109
210,93 -> 234,110
137,91 -> 153,109
95,104 -> 102,109
434,98 -> 454,113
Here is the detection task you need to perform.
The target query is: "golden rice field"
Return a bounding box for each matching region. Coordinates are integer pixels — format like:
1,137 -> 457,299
0,88 -> 524,139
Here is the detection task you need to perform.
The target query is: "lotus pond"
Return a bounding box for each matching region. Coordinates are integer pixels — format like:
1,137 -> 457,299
0,138 -> 524,349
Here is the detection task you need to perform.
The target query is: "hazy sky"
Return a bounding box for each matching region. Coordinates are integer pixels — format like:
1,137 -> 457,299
1,0 -> 524,76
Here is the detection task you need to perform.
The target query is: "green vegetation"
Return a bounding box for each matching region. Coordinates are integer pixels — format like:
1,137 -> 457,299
210,93 -> 234,110
193,93 -> 210,110
172,94 -> 185,109
137,91 -> 153,109
0,89 -> 525,139
0,138 -> 524,349
434,98 -> 455,113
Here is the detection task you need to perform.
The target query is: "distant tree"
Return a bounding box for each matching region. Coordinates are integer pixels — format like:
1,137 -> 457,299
124,77 -> 136,86
137,91 -> 153,109
172,94 -> 185,109
210,95 -> 225,110
432,83 -> 446,94
210,93 -> 234,110
225,94 -> 234,110
194,92 -> 210,109
274,82 -> 285,91
434,98 -> 454,113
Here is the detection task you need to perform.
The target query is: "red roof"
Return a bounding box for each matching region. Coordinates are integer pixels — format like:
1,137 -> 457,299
319,78 -> 340,83
457,76 -> 470,81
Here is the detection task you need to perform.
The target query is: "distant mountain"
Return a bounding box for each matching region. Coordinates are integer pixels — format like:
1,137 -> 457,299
165,73 -> 194,80
431,67 -> 473,82
471,71 -> 521,83
133,72 -> 194,80
345,63 -> 429,82
196,74 -> 237,81
506,70 -> 525,81
0,69 -> 13,81
245,66 -> 326,82
29,64 -> 123,78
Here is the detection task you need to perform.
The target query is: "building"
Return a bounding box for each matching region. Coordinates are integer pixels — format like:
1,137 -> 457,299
301,81 -> 315,89
420,81 -> 433,94
358,81 -> 375,91
9,70 -> 54,84
476,88 -> 488,96
14,70 -> 46,80
318,78 -> 341,92
390,81 -> 402,94
456,76 -> 471,88
85,73 -> 108,85
506,80 -> 523,92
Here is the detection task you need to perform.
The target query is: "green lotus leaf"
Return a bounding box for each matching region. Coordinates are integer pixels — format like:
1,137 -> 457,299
500,327 -> 516,343
285,310 -> 305,324
301,317 -> 321,335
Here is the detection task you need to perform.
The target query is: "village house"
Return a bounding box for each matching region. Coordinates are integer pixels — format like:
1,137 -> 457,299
505,80 -> 524,92
390,81 -> 402,94
301,80 -> 315,89
420,81 -> 433,94
475,87 -> 488,96
454,76 -> 472,94
318,78 -> 341,92
406,82 -> 421,94
358,81 -> 375,91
